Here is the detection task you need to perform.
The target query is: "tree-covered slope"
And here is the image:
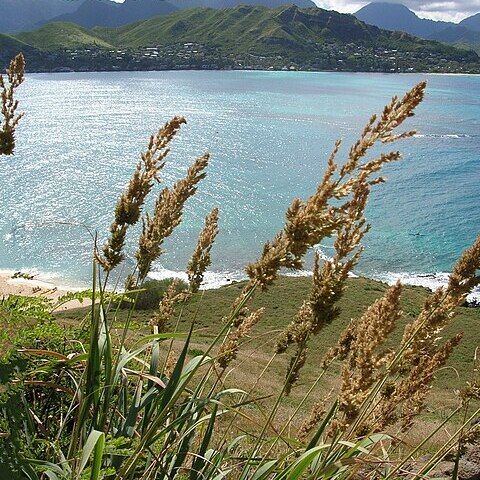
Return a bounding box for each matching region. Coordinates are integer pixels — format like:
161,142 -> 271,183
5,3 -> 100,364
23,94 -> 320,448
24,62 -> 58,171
460,12 -> 480,32
95,5 -> 379,50
429,25 -> 480,45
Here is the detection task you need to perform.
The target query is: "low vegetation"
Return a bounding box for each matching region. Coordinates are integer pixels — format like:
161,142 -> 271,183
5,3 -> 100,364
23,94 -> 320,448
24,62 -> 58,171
0,56 -> 479,480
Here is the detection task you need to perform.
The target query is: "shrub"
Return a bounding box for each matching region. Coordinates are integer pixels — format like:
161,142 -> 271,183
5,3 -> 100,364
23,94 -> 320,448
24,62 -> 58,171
129,278 -> 188,310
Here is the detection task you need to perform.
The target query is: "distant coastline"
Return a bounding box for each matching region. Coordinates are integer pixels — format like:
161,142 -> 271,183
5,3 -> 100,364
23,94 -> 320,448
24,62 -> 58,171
23,67 -> 480,76
3,5 -> 480,74
2,266 -> 479,306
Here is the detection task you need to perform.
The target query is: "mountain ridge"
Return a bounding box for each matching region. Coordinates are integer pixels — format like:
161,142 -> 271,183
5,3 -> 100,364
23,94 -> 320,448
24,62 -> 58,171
460,13 -> 480,32
355,2 -> 454,37
0,0 -> 317,32
0,0 -> 83,33
355,2 -> 480,50
49,0 -> 179,29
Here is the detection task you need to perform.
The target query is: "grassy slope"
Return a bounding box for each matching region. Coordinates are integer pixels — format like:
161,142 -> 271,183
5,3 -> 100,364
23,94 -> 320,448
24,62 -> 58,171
57,275 -> 480,418
15,22 -> 113,50
95,5 -> 469,56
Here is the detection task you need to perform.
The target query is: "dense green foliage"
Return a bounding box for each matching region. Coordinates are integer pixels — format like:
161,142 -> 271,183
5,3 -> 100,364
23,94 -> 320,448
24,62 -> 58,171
92,5 -> 456,53
132,278 -> 188,310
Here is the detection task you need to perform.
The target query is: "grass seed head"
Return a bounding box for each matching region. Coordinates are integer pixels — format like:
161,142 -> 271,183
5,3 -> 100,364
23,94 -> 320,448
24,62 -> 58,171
217,307 -> 264,370
187,208 -> 220,293
98,116 -> 186,271
149,279 -> 181,333
136,153 -> 209,280
0,54 -> 25,156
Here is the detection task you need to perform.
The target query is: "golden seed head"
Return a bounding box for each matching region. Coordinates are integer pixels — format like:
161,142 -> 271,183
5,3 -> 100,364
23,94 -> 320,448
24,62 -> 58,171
149,279 -> 181,333
98,116 -> 186,272
0,54 -> 25,156
216,307 -> 264,370
136,153 -> 209,280
187,208 -> 220,293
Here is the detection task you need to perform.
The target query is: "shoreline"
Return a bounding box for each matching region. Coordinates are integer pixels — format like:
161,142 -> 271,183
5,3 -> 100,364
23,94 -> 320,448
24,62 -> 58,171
0,271 -> 88,311
1,267 -> 478,307
25,68 -> 480,76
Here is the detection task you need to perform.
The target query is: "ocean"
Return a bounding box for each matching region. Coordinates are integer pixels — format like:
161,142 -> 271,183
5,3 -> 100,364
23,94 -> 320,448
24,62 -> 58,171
1,70 -> 478,300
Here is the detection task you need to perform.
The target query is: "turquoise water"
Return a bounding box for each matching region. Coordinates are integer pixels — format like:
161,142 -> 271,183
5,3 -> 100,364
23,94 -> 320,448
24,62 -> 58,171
0,71 -> 478,297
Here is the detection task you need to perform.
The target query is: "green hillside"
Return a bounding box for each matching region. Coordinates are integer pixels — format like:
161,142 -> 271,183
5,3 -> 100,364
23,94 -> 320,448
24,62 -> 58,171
3,5 -> 479,72
0,32 -> 42,66
94,5 -> 473,59
15,21 -> 113,50
0,32 -> 30,50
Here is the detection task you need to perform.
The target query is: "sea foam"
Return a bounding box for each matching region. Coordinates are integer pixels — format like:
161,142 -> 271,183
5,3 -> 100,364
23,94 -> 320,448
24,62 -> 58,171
374,271 -> 480,304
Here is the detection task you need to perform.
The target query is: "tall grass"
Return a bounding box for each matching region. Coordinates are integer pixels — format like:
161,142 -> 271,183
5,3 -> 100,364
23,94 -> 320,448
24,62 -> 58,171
0,57 -> 479,480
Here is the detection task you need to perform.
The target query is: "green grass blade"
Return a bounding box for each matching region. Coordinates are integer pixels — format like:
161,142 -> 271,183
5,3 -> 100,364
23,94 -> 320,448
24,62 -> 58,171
89,431 -> 105,480
79,430 -> 104,475
25,459 -> 65,477
159,324 -> 194,411
275,446 -> 330,480
251,459 -> 280,480
190,402 -> 219,480
45,472 -> 61,480
306,400 -> 338,450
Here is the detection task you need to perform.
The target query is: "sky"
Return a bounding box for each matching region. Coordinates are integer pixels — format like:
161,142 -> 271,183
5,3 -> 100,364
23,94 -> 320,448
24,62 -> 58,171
313,0 -> 480,22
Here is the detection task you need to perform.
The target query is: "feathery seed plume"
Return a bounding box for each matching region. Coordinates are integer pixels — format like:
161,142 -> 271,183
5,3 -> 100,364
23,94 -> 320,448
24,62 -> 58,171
221,82 -> 426,391
297,390 -> 334,440
187,208 -> 219,293
378,333 -> 463,431
136,153 -> 209,280
400,234 -> 480,370
273,83 -> 426,393
0,54 -> 25,156
216,308 -> 264,370
367,236 -> 480,430
164,350 -> 177,379
338,282 -> 402,424
99,116 -> 186,271
149,279 -> 180,333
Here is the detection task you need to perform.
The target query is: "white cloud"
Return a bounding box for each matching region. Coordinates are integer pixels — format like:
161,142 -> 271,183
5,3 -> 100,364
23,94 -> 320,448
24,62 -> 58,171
313,0 -> 480,22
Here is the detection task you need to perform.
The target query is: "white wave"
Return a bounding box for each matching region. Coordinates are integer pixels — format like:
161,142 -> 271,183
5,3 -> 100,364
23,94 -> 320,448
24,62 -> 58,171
147,268 -> 247,290
373,271 -> 480,304
314,245 -> 335,262
148,264 -> 360,290
282,269 -> 313,278
414,133 -> 471,139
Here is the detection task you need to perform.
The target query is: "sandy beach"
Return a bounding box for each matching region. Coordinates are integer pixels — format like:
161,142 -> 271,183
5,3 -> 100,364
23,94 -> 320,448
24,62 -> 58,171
0,272 -> 90,311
